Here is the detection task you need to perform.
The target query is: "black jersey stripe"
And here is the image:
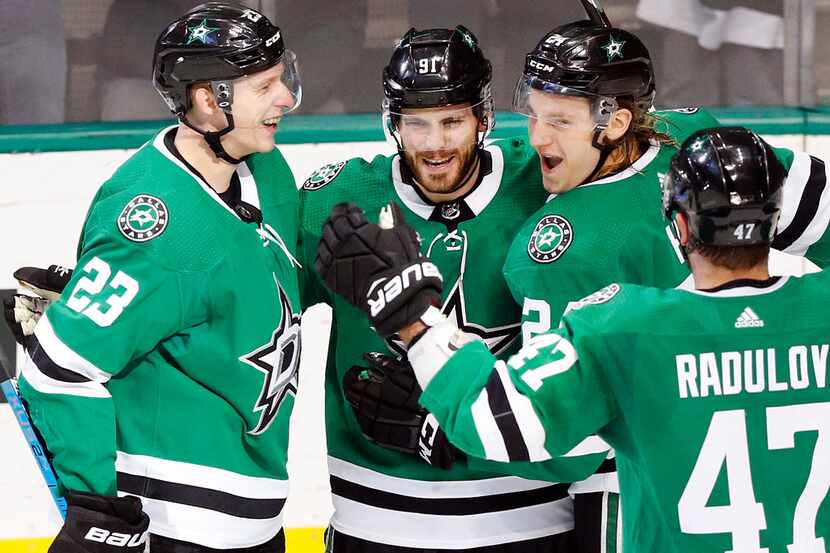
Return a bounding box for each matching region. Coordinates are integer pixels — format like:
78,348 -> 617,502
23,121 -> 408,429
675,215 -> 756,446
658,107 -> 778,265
485,369 -> 531,462
30,335 -> 92,383
595,457 -> 617,474
774,156 -> 827,251
330,475 -> 570,516
117,472 -> 285,519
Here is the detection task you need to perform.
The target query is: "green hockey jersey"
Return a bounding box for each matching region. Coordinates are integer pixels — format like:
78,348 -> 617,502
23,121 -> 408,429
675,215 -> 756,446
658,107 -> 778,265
415,273 -> 830,553
299,140 -> 610,548
504,108 -> 830,342
19,127 -> 301,550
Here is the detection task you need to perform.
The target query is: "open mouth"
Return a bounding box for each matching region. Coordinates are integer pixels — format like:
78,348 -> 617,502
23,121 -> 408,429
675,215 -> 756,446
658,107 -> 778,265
422,155 -> 455,169
262,116 -> 280,129
541,155 -> 563,172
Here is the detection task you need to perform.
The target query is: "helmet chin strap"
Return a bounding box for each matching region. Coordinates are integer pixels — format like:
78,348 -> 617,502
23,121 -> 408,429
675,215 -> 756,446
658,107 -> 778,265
181,112 -> 248,165
580,126 -> 617,185
180,79 -> 249,165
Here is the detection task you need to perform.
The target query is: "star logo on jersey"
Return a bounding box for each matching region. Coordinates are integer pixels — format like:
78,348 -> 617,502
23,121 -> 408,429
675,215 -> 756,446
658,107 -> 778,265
527,214 -> 573,263
386,279 -> 520,357
187,19 -> 219,45
241,283 -> 302,436
117,195 -> 169,243
601,36 -> 626,61
303,161 -> 346,191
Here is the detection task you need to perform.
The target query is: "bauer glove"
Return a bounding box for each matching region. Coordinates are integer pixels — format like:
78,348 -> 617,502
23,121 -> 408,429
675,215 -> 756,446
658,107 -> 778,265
316,202 -> 442,337
3,265 -> 73,347
343,352 -> 458,469
49,491 -> 149,553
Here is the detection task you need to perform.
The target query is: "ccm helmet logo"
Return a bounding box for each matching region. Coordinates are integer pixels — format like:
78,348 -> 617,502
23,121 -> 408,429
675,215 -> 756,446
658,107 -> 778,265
367,261 -> 441,317
84,527 -> 148,547
266,31 -> 281,48
529,59 -> 555,73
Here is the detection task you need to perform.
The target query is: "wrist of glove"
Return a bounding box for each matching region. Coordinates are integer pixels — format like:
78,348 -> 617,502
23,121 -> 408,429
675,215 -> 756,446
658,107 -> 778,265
343,352 -> 459,469
3,265 -> 73,348
49,491 -> 149,553
316,203 -> 443,337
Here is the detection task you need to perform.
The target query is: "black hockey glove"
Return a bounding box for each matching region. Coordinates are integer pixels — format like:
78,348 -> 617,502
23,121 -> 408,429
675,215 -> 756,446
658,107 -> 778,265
3,265 -> 73,347
316,202 -> 443,337
343,352 -> 459,469
49,491 -> 149,553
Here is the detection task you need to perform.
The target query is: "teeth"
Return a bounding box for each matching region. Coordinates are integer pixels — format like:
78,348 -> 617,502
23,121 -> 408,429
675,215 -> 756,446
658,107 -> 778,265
424,157 -> 452,166
262,117 -> 280,125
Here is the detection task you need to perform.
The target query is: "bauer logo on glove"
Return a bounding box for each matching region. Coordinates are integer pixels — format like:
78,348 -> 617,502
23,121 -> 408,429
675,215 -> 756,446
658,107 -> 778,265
316,202 -> 443,337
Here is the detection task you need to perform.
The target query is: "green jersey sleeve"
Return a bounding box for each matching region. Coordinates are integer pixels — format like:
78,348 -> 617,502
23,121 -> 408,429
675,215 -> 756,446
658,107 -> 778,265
19,230 -> 201,495
418,324 -> 618,465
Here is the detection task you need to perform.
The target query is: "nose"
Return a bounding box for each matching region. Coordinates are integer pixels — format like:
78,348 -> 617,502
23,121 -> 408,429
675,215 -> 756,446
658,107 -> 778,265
421,124 -> 451,151
528,119 -> 554,150
273,81 -> 296,112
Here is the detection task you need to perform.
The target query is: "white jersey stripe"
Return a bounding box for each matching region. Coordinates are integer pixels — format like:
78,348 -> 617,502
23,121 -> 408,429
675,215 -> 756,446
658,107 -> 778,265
329,494 -> 573,549
472,388 -> 511,462
493,361 -> 552,462
128,492 -> 283,550
20,352 -> 110,398
786,158 -> 830,256
116,452 -> 288,499
563,435 -> 612,457
328,457 -> 553,497
777,150 -> 812,235
35,314 -> 112,382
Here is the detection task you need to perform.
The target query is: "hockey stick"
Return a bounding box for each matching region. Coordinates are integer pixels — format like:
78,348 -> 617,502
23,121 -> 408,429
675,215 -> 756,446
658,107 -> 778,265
0,356 -> 67,519
580,0 -> 613,28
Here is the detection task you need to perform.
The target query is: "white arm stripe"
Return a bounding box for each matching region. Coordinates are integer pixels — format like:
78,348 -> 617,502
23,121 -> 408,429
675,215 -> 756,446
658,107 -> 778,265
493,362 -> 552,462
35,314 -> 112,382
471,390 -> 510,462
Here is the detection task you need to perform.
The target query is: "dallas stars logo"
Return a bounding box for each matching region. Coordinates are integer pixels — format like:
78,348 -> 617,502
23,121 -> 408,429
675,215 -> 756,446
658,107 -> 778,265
602,36 -> 626,62
303,161 -> 346,191
187,19 -> 219,45
386,279 -> 520,357
460,30 -> 476,49
241,283 -> 301,436
689,139 -> 705,153
117,194 -> 168,243
527,214 -> 573,263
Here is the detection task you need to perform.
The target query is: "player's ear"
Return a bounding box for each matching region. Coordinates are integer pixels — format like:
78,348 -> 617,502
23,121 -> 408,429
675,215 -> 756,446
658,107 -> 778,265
189,83 -> 218,117
675,212 -> 691,246
603,108 -> 633,142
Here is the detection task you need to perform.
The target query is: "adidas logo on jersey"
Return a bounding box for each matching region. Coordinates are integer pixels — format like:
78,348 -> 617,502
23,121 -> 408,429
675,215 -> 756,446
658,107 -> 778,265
735,307 -> 764,328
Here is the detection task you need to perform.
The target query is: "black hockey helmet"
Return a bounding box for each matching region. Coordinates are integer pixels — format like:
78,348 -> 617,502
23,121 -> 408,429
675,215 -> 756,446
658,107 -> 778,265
382,26 -> 494,151
383,26 -> 492,112
662,127 -> 785,246
153,2 -> 301,162
520,20 -> 654,104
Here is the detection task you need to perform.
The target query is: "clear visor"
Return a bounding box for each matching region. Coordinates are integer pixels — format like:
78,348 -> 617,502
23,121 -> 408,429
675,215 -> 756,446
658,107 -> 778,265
511,76 -> 617,132
382,97 -> 493,154
231,49 -> 302,122
273,49 -> 302,115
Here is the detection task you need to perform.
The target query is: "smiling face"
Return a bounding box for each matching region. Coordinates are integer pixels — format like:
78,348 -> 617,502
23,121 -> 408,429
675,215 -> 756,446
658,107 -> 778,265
526,90 -> 602,194
397,104 -> 483,195
209,62 -> 298,158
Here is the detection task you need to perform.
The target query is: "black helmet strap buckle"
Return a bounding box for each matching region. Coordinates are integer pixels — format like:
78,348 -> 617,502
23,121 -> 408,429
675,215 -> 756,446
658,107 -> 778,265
180,79 -> 247,165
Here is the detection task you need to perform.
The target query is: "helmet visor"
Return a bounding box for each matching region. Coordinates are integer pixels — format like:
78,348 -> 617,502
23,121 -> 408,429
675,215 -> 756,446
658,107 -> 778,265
273,49 -> 302,115
511,76 -> 616,131
382,98 -> 491,154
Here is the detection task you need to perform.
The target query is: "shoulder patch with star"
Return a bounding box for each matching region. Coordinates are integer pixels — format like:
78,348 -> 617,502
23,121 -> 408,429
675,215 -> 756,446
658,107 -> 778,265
570,284 -> 621,311
117,194 -> 169,243
303,161 -> 346,191
527,214 -> 573,263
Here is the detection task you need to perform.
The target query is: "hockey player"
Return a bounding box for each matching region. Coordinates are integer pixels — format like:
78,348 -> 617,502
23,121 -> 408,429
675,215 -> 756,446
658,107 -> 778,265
7,3 -> 303,552
316,126 -> 830,552
504,17 -> 830,346
299,26 -> 607,553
